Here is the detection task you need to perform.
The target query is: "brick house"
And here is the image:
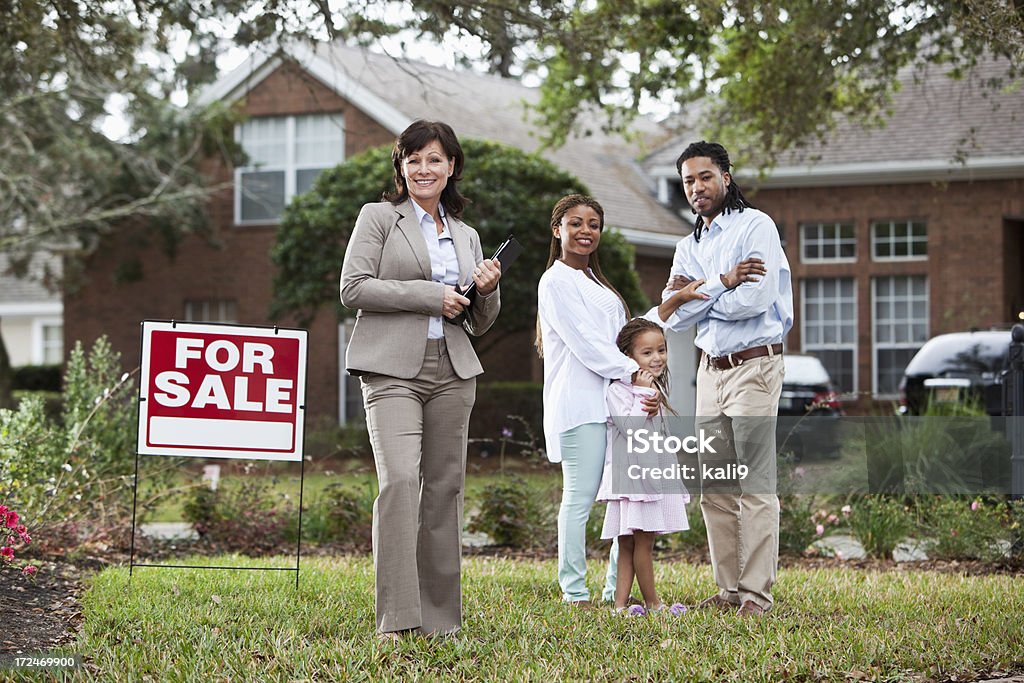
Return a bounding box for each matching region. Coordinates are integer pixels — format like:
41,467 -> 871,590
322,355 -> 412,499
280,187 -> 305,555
644,56 -> 1024,405
63,43 -> 692,423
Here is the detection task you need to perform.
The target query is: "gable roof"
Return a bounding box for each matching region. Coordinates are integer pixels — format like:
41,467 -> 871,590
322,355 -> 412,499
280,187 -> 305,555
0,254 -> 62,312
643,56 -> 1024,188
200,41 -> 690,247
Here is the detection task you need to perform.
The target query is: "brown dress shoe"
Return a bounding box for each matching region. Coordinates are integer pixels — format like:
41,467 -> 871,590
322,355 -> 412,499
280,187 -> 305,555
737,600 -> 766,618
697,594 -> 737,611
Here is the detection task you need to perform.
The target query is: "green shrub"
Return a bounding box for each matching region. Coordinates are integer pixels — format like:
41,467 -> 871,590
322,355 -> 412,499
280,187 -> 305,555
293,480 -> 376,546
469,476 -> 553,548
12,364 -> 62,392
919,496 -> 1012,562
845,495 -> 914,559
182,477 -> 294,555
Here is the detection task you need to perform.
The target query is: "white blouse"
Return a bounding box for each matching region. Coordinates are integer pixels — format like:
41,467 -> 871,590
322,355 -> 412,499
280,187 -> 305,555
538,260 -> 639,463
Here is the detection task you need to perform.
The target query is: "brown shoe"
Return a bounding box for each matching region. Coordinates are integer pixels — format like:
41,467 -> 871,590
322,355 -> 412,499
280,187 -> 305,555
567,599 -> 593,609
697,594 -> 736,612
737,600 -> 766,618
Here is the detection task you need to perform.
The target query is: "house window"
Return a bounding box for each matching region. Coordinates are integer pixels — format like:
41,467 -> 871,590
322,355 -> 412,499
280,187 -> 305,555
235,114 -> 344,224
872,220 -> 927,260
185,299 -> 238,323
801,278 -> 856,393
800,222 -> 856,262
39,322 -> 63,365
873,275 -> 928,395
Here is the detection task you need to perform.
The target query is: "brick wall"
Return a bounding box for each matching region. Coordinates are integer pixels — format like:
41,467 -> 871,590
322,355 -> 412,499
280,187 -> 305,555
752,177 -> 1024,398
64,63 -> 397,420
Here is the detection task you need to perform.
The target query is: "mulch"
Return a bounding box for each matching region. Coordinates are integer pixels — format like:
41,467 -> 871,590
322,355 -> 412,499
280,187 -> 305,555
0,561 -> 85,665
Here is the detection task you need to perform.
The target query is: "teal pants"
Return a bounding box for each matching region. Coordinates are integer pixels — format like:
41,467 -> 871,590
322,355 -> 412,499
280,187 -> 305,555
557,422 -> 618,602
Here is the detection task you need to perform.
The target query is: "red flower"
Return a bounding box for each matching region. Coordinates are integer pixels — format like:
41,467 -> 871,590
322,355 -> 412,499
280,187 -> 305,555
1,546 -> 13,562
22,565 -> 38,577
4,510 -> 18,529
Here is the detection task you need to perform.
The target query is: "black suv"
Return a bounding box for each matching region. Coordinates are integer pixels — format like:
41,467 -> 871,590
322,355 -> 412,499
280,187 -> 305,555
898,329 -> 1012,416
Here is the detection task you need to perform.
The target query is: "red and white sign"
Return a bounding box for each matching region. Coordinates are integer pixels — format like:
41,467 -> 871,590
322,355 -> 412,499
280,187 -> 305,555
137,321 -> 308,461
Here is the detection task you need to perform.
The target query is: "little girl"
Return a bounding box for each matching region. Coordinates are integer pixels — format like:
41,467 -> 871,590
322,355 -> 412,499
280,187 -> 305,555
597,315 -> 697,614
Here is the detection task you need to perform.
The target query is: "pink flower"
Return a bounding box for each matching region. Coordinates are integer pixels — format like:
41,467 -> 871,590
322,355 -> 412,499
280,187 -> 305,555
0,505 -> 7,516
827,514 -> 839,524
1,546 -> 13,562
22,565 -> 37,577
4,511 -> 19,529
971,501 -> 980,511
951,529 -> 959,537
18,531 -> 31,545
815,524 -> 825,536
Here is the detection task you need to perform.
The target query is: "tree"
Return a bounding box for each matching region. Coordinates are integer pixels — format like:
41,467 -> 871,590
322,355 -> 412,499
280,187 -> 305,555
270,139 -> 648,346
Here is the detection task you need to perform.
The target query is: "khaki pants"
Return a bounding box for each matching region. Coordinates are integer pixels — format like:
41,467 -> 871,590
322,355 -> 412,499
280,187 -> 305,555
696,353 -> 783,610
361,338 -> 476,634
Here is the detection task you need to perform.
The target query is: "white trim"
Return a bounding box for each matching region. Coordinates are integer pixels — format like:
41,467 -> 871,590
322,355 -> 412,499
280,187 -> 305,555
800,278 -> 858,394
197,44 -> 412,136
799,221 -> 857,264
870,219 -> 928,262
0,302 -> 62,317
30,316 -> 62,365
648,156 -> 1024,187
871,275 -> 929,398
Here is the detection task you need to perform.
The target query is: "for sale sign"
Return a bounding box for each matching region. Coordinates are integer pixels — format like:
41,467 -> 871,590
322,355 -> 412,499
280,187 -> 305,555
137,321 -> 308,461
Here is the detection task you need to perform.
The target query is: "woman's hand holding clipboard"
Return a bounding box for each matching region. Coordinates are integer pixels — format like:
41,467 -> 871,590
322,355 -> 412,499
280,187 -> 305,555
447,235 -> 523,325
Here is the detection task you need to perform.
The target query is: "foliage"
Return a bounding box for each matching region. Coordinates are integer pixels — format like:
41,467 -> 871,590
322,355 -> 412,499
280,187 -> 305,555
182,477 -> 294,555
778,495 -> 842,556
468,476 -> 554,548
11,365 -> 63,392
919,496 -> 1013,562
0,336 -> 177,542
270,139 -> 648,336
845,495 -> 914,559
294,480 -> 377,547
0,503 -> 38,578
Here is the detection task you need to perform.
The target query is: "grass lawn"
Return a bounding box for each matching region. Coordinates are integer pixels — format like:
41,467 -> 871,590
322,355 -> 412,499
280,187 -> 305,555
44,555 -> 1024,681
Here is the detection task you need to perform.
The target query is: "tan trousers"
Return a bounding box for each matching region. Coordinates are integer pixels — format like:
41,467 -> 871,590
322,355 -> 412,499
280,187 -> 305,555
696,352 -> 784,610
360,338 -> 476,634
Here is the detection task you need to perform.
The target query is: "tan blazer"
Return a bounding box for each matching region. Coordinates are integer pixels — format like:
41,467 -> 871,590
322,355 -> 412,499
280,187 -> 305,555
340,199 -> 501,379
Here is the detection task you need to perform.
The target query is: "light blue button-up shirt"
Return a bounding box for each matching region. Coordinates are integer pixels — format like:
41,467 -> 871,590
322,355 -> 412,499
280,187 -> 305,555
645,207 -> 794,357
411,199 -> 461,339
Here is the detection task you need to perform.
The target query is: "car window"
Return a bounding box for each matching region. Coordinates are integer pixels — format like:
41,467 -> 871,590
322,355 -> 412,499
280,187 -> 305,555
903,332 -> 1009,376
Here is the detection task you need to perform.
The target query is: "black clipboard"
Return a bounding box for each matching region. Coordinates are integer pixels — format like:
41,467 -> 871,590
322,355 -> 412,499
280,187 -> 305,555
446,235 -> 523,325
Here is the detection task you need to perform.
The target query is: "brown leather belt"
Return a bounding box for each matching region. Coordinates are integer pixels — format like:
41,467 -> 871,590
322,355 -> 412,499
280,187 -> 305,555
705,343 -> 783,370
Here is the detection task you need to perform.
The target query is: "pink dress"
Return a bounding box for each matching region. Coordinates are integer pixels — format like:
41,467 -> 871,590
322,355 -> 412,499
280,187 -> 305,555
597,380 -> 690,538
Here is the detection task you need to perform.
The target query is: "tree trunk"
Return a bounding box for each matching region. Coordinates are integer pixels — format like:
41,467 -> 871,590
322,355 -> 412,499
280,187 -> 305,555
0,318 -> 14,410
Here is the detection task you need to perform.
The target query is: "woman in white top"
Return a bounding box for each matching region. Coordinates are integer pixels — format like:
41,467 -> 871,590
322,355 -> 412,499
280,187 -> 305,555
535,194 -> 657,606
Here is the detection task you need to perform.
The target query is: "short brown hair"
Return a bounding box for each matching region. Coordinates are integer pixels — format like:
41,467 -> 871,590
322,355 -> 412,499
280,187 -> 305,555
386,120 -> 468,218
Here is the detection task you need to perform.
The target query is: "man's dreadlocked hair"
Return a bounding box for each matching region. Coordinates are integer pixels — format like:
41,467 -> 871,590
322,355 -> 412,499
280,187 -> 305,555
675,141 -> 756,242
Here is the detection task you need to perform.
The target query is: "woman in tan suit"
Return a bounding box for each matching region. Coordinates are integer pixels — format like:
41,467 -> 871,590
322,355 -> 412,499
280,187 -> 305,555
340,120 -> 501,639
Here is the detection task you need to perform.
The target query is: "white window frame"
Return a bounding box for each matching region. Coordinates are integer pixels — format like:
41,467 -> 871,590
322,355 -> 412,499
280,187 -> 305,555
871,219 -> 928,261
234,114 -> 345,225
800,278 -> 858,395
799,221 -> 857,263
31,317 -> 63,365
871,275 -> 929,397
184,299 -> 238,323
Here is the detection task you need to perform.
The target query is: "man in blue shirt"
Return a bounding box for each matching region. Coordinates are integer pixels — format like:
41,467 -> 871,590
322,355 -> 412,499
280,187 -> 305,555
652,141 -> 793,617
